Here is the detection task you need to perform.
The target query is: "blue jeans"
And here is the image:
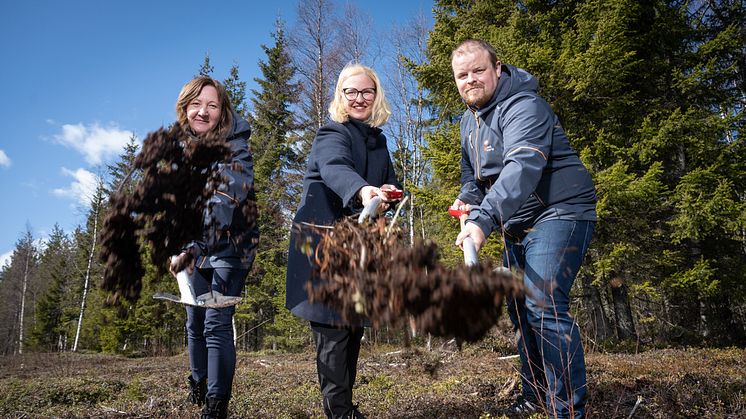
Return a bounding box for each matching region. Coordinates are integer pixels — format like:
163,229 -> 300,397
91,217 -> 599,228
186,266 -> 247,401
505,220 -> 594,419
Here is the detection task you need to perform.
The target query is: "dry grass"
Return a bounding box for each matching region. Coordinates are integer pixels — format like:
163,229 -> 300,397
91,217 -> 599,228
0,344 -> 744,418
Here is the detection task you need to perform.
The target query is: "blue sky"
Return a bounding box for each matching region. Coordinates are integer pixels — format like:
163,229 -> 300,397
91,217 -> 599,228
0,0 -> 434,266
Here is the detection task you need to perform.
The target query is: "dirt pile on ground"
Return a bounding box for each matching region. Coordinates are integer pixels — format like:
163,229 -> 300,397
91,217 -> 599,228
303,217 -> 524,343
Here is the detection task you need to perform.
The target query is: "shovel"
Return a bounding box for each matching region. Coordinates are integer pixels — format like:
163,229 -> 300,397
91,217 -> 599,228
153,268 -> 242,309
357,188 -> 403,224
448,207 -> 478,266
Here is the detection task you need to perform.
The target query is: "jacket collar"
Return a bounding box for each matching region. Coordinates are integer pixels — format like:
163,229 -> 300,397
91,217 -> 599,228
346,118 -> 381,150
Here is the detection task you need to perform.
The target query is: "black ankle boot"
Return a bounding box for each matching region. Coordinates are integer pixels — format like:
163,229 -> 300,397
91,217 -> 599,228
187,375 -> 207,407
201,397 -> 228,419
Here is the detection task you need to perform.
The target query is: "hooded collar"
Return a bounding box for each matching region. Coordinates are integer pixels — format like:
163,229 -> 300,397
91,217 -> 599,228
469,64 -> 539,118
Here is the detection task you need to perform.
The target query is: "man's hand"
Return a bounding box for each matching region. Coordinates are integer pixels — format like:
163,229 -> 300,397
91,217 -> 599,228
169,251 -> 195,277
455,222 -> 486,252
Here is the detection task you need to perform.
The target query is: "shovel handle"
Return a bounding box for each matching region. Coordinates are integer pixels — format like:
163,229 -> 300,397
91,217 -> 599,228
358,196 -> 383,224
462,237 -> 478,266
448,207 -> 467,218
448,206 -> 479,266
386,189 -> 403,199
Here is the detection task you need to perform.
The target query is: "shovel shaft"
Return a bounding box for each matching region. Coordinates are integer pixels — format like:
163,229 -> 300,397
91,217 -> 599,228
448,206 -> 479,266
462,237 -> 478,266
358,196 -> 383,224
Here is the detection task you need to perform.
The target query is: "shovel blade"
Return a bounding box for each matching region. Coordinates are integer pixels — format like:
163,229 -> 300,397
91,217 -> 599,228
153,270 -> 241,308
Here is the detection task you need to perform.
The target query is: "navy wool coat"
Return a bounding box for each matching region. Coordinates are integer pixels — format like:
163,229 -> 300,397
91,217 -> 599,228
286,118 -> 400,325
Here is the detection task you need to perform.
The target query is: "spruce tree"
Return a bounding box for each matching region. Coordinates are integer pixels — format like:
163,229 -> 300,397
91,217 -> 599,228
30,224 -> 74,351
197,53 -> 214,77
418,0 -> 745,345
0,229 -> 38,354
243,18 -> 308,350
107,134 -> 139,194
224,64 -> 249,119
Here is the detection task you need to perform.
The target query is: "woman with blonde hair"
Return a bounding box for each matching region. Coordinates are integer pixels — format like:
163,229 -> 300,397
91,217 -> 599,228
286,63 -> 401,418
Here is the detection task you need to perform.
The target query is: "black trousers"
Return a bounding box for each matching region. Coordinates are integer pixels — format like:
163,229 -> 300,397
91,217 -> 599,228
310,322 -> 364,419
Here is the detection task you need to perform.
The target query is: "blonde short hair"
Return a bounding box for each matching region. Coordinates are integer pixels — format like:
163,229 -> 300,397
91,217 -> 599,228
175,76 -> 234,139
328,63 -> 391,127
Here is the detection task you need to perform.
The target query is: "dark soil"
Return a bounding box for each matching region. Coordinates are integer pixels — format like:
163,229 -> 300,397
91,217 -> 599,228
99,124 -> 258,304
304,217 -> 524,343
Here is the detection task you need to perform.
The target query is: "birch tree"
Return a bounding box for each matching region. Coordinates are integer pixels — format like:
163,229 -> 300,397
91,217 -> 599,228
0,228 -> 38,355
73,177 -> 106,352
385,14 -> 433,246
333,2 -> 379,66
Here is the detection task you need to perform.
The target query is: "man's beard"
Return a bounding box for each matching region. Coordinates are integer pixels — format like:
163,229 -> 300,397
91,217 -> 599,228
464,85 -> 488,108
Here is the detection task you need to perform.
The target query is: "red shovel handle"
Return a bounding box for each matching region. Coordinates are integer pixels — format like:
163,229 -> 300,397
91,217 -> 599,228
386,189 -> 403,199
448,207 -> 468,218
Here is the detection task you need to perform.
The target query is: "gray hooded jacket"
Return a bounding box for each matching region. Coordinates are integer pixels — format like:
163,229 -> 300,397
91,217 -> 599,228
458,64 -> 596,239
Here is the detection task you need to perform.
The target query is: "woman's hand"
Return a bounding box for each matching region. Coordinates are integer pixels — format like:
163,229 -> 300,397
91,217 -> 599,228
380,184 -> 403,201
169,251 -> 195,277
451,198 -> 472,213
359,184 -> 403,212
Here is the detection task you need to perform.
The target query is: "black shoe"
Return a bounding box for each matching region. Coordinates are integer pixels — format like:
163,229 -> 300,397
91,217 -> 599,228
201,397 -> 228,419
187,375 -> 207,407
510,396 -> 540,414
349,404 -> 366,419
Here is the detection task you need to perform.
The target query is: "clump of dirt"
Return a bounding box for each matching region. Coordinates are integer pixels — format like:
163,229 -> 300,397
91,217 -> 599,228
304,217 -> 524,343
98,124 -> 256,303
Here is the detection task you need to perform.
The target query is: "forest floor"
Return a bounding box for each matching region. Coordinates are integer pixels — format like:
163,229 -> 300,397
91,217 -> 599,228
0,342 -> 744,418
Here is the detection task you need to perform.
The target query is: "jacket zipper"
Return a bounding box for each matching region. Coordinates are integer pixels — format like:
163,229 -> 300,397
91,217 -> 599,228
471,109 -> 482,181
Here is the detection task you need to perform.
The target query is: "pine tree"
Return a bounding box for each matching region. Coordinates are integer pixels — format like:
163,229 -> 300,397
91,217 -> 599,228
223,64 -> 249,118
242,18 -> 307,350
107,134 -> 139,194
418,0 -> 746,345
0,228 -> 38,354
197,53 -> 214,77
29,224 -> 75,351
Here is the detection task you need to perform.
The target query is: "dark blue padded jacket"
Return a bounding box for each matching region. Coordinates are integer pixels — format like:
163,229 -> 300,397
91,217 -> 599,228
188,111 -> 259,269
457,64 -> 597,239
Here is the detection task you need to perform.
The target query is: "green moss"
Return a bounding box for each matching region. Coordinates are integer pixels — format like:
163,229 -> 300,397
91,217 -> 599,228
432,376 -> 464,395
123,377 -> 146,401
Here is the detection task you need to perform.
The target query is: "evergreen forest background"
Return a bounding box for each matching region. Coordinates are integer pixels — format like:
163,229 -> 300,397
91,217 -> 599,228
1,0 -> 744,360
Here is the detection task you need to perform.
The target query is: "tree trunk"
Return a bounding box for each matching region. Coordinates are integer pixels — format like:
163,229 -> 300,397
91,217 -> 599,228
18,247 -> 31,354
610,277 -> 637,340
581,272 -> 613,343
73,200 -> 99,352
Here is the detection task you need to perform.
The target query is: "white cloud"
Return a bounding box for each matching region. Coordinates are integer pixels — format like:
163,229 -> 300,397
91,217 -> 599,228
0,149 -> 10,168
0,235 -> 49,270
53,122 -> 132,165
0,250 -> 11,269
52,167 -> 98,207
